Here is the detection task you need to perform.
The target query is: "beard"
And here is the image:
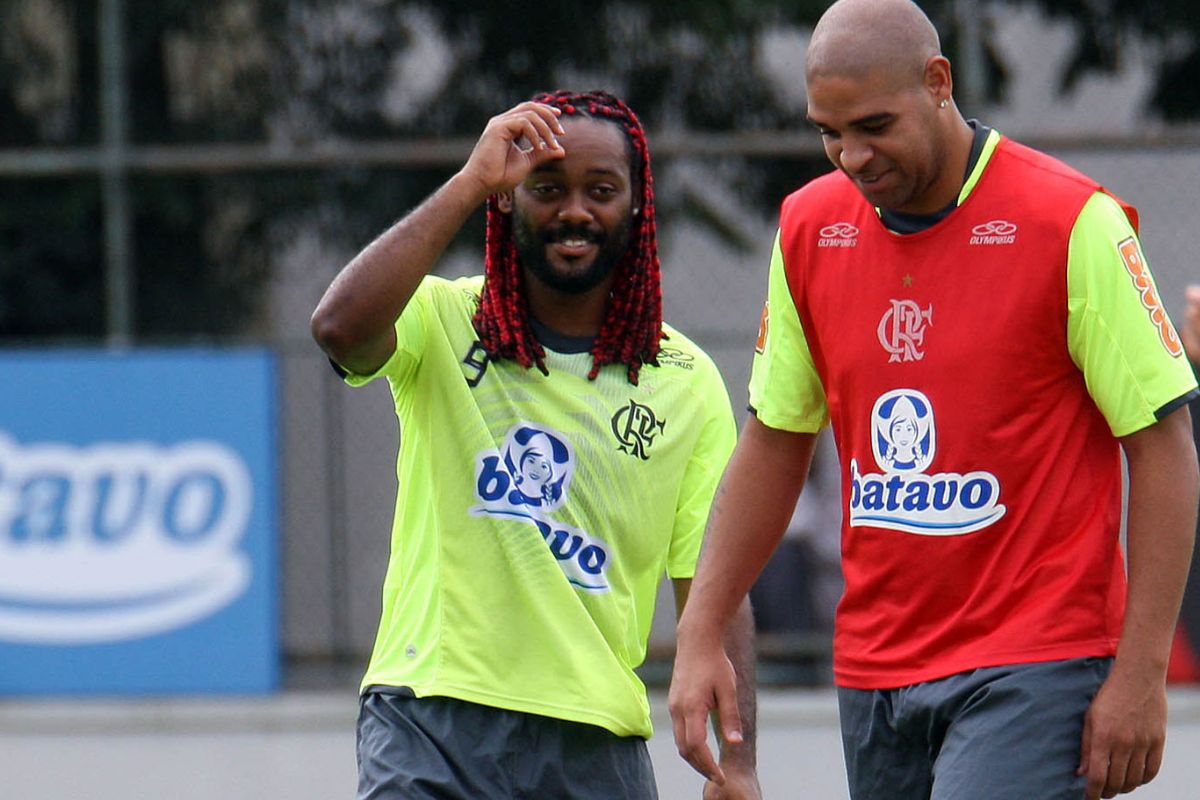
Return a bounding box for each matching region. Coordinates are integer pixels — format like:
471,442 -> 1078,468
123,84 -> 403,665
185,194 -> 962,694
512,210 -> 633,295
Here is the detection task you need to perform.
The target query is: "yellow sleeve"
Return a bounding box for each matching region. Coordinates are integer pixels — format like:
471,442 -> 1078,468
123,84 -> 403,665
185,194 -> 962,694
747,230 -> 830,433
343,275 -> 443,388
666,360 -> 737,579
1066,193 -> 1199,436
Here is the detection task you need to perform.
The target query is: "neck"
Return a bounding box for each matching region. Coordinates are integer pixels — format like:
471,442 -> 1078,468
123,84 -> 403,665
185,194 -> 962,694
910,116 -> 976,214
524,277 -> 614,337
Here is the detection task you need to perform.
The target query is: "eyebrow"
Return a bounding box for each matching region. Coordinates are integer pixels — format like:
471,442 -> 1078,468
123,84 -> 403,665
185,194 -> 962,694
529,163 -> 626,178
806,112 -> 894,131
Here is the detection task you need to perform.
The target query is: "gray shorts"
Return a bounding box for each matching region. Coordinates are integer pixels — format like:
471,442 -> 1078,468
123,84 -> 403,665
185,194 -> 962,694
837,657 -> 1112,800
356,689 -> 658,799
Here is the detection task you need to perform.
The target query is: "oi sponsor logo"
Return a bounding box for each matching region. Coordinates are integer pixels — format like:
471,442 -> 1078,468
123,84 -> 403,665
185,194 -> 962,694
848,390 -> 1006,536
0,433 -> 253,644
470,423 -> 611,592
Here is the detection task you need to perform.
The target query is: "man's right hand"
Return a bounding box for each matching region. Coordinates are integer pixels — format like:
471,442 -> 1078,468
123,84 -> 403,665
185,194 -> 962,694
668,629 -> 744,786
458,102 -> 566,198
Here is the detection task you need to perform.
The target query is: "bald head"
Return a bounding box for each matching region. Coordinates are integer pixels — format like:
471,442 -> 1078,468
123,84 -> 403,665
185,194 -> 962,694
807,0 -> 942,88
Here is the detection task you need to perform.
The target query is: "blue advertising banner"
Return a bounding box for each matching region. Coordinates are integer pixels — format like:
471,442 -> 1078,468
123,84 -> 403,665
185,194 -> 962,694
0,349 -> 277,694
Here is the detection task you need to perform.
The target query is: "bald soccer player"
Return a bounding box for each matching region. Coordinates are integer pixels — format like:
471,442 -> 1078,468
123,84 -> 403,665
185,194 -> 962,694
668,1 -> 1200,799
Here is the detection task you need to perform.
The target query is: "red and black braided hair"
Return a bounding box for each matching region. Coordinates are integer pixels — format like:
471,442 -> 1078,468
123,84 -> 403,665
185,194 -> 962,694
472,89 -> 663,385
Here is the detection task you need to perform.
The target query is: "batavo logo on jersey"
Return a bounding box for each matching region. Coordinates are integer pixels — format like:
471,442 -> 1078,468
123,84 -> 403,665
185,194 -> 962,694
848,389 -> 1006,536
1117,236 -> 1184,357
470,422 -> 612,592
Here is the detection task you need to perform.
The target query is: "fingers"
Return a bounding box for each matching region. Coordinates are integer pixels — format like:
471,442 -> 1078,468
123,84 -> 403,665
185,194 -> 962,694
1144,739 -> 1164,785
1079,719 -> 1162,799
500,101 -> 565,153
462,102 -> 566,195
715,680 -> 744,748
671,700 -> 724,785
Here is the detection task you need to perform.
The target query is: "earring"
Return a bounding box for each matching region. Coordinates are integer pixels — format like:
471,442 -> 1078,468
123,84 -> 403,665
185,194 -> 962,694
939,98 -> 949,109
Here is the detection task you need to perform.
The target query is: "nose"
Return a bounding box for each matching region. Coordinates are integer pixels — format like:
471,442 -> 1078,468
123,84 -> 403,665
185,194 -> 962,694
557,190 -> 593,223
837,136 -> 873,174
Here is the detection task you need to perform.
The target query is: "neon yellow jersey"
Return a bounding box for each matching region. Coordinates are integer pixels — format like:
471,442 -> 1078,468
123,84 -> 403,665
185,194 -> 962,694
345,275 -> 735,738
751,130 -> 1197,436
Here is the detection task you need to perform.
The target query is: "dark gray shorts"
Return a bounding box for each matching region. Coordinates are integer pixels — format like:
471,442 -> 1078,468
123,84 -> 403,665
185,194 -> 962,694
837,657 -> 1112,800
356,689 -> 658,799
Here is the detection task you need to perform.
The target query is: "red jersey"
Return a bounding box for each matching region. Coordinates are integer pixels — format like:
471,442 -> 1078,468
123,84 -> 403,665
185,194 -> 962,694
776,138 -> 1140,687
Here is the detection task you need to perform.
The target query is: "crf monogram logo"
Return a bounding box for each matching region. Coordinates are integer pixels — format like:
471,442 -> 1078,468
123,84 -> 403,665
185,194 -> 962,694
877,299 -> 933,363
611,399 -> 665,460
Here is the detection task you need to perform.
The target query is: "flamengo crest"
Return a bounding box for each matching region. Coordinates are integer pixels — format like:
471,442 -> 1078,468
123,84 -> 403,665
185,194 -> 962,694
878,299 -> 933,363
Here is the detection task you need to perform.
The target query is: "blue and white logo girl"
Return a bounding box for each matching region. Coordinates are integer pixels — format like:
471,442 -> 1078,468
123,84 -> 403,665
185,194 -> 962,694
471,423 -> 611,592
502,427 -> 572,509
850,389 -> 1006,536
872,390 -> 935,473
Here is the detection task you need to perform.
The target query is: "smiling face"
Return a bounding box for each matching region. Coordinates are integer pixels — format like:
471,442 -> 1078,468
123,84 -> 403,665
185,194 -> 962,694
506,116 -> 635,297
890,416 -> 918,449
519,448 -> 553,486
807,65 -> 952,215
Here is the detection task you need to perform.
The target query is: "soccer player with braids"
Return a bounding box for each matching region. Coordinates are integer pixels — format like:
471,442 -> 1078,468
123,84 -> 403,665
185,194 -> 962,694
312,91 -> 760,799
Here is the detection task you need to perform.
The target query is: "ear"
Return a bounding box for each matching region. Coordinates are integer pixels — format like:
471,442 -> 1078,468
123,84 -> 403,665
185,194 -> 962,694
924,55 -> 953,104
497,191 -> 514,213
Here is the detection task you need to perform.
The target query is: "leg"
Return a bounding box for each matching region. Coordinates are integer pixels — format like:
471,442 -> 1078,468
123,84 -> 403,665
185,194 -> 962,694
512,714 -> 658,799
356,691 -> 512,799
930,657 -> 1112,800
838,686 -> 934,800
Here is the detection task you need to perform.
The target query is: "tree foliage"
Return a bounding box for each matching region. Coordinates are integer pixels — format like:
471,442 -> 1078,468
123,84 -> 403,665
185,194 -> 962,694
0,0 -> 1196,340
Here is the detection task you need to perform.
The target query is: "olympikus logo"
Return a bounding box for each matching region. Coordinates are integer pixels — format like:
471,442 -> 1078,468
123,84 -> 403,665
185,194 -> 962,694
969,220 -> 1017,245
818,222 -> 859,247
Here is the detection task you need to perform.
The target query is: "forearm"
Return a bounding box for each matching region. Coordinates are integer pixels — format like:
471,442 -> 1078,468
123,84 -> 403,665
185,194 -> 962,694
716,598 -> 757,770
1116,406 -> 1199,675
311,170 -> 490,373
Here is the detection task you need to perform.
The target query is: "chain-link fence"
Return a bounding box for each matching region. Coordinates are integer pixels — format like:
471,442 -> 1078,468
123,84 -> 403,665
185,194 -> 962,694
3,0 -> 1199,689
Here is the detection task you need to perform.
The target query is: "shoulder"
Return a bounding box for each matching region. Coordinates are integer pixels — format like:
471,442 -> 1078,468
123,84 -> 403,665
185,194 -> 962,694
780,169 -> 856,217
416,273 -> 484,304
404,274 -> 485,326
993,137 -> 1101,194
655,323 -> 727,388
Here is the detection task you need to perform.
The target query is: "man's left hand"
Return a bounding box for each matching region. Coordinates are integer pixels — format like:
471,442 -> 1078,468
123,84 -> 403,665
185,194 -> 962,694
1078,665 -> 1167,799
